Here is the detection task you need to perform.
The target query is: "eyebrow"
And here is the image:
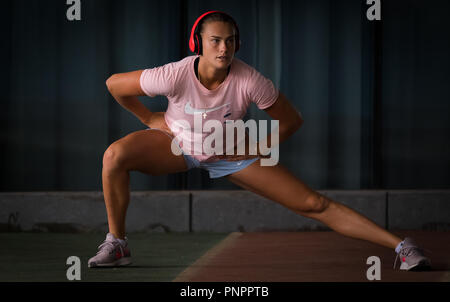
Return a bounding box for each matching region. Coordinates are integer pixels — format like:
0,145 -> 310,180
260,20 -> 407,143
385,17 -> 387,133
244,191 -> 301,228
210,35 -> 235,39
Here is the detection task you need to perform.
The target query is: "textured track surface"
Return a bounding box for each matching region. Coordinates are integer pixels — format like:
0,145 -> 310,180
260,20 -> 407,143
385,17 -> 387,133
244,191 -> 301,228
1,231 -> 448,282
0,232 -> 227,282
174,231 -> 449,282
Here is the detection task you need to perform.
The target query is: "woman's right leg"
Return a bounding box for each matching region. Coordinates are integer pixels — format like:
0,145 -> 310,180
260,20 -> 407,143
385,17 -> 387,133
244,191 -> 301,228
102,129 -> 188,239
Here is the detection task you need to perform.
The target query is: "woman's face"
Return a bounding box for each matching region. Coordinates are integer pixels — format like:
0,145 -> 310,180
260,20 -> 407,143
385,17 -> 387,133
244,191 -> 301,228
200,21 -> 236,71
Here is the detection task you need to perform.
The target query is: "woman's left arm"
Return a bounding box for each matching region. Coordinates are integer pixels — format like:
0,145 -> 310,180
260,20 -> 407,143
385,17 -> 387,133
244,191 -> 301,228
217,91 -> 303,160
259,91 -> 304,150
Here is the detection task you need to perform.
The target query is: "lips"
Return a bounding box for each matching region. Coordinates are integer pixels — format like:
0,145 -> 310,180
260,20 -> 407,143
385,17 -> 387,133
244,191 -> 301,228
217,56 -> 228,60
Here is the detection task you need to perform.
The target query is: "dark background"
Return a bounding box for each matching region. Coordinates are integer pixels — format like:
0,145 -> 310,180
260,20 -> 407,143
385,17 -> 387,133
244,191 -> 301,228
1,0 -> 449,191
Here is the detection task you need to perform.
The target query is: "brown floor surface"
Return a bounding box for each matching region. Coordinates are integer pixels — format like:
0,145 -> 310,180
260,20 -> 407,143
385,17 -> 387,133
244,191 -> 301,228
174,231 -> 450,282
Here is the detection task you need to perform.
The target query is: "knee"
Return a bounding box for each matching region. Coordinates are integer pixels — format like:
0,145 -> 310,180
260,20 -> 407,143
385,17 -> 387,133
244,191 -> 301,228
103,144 -> 127,171
296,193 -> 330,215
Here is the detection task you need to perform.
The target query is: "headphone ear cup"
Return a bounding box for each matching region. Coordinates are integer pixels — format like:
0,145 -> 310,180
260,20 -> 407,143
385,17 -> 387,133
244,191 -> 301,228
189,28 -> 196,53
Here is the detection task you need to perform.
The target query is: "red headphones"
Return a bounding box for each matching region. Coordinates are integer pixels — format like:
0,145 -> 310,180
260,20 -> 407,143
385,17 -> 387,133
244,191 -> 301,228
189,11 -> 240,55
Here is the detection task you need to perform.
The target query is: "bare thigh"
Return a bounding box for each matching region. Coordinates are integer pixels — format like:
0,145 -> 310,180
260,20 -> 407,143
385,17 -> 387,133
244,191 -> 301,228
225,159 -> 322,213
104,129 -> 188,175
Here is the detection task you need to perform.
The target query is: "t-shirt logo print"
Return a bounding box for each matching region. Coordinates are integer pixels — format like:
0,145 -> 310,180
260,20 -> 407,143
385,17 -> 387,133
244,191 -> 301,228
184,102 -> 231,119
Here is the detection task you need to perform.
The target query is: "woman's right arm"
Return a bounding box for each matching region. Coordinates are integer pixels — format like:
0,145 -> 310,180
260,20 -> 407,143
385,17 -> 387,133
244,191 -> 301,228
106,70 -> 171,134
106,70 -> 153,125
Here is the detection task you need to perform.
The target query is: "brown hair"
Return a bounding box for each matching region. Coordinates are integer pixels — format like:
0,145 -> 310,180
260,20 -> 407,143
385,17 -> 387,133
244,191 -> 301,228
198,12 -> 238,35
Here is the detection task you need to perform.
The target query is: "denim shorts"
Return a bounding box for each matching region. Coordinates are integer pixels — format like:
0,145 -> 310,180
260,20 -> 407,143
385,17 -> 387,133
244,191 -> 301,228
145,128 -> 259,178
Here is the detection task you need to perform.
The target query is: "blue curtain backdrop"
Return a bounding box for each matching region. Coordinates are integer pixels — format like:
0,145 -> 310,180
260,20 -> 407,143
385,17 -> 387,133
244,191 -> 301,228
1,0 -> 449,191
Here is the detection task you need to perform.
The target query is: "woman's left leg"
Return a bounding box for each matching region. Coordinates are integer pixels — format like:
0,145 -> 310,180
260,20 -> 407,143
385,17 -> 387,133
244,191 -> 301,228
226,159 -> 402,250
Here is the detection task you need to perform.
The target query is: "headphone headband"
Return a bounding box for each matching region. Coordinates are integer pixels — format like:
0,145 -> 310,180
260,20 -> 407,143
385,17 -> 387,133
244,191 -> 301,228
189,11 -> 240,55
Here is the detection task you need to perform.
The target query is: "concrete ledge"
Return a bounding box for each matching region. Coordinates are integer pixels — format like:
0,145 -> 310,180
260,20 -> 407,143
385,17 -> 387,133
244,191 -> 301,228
0,190 -> 449,232
0,191 -> 190,233
388,190 -> 450,231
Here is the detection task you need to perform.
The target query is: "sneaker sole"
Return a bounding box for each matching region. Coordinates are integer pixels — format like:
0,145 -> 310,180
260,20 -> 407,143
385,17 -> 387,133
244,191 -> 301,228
88,257 -> 132,268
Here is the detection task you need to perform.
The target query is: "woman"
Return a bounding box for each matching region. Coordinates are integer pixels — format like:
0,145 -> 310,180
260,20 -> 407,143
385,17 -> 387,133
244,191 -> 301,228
88,11 -> 430,271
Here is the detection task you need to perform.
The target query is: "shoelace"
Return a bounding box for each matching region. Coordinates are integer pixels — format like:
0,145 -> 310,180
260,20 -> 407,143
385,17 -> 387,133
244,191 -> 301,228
393,246 -> 432,269
96,240 -> 117,255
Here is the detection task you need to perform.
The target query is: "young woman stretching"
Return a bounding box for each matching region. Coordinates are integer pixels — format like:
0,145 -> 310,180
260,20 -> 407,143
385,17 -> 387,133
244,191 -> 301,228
88,11 -> 431,272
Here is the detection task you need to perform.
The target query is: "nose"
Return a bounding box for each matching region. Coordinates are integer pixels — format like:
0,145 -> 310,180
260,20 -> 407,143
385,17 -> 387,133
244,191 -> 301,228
220,40 -> 229,53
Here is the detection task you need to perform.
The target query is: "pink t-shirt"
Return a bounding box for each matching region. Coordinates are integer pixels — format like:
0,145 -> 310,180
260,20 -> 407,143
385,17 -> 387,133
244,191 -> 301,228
140,55 -> 279,162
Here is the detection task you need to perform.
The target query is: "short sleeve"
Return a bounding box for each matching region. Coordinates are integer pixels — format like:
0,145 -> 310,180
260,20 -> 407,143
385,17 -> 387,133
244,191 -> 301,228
140,62 -> 176,98
246,69 -> 279,109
